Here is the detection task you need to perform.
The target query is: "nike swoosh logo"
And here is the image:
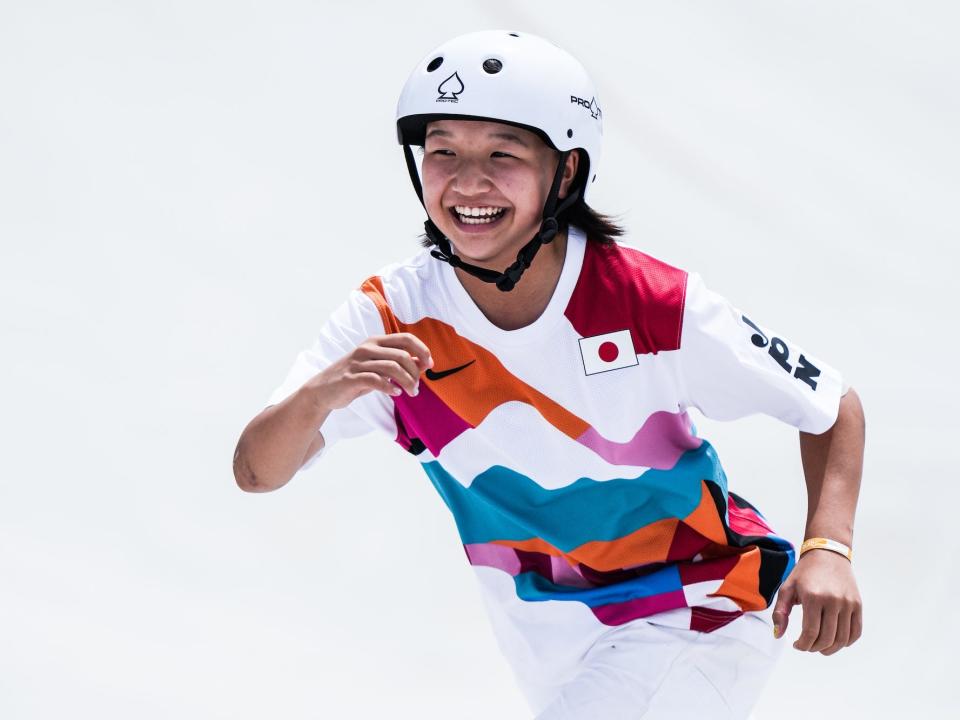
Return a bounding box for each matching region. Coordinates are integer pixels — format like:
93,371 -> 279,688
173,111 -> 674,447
425,359 -> 476,381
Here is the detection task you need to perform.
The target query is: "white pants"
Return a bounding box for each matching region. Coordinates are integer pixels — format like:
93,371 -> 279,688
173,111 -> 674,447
520,615 -> 784,720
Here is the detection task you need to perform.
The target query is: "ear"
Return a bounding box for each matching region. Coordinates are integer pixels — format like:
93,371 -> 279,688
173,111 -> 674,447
558,150 -> 581,200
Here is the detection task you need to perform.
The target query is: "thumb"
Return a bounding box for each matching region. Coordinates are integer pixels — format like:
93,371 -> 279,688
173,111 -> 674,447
771,582 -> 798,639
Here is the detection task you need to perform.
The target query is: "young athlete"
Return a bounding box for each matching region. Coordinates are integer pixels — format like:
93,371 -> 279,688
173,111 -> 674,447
234,30 -> 865,719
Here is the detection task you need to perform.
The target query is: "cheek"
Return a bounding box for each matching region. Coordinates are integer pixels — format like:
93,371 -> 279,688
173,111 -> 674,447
497,167 -> 548,213
420,160 -> 447,211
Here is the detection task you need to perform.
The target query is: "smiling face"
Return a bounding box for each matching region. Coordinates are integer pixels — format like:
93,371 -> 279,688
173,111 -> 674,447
421,119 -> 578,268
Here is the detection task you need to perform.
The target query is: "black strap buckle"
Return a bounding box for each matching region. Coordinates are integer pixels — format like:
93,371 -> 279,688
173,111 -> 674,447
539,217 -> 560,244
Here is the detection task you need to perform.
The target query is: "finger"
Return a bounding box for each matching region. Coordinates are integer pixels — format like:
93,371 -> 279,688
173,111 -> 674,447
849,605 -> 863,645
821,607 -> 851,656
793,600 -> 822,652
359,346 -> 422,387
356,358 -> 419,395
378,343 -> 429,381
771,582 -> 797,638
354,371 -> 403,397
810,603 -> 839,653
355,359 -> 419,395
377,332 -> 433,369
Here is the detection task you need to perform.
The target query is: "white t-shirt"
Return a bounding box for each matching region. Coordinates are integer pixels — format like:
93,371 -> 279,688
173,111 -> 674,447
267,225 -> 848,681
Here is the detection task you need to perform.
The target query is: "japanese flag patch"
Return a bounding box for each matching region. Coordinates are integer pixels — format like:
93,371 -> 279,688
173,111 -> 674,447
578,329 -> 638,376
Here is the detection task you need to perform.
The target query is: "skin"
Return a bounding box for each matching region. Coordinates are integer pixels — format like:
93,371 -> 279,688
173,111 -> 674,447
772,388 -> 866,655
233,332 -> 432,492
421,118 -> 578,331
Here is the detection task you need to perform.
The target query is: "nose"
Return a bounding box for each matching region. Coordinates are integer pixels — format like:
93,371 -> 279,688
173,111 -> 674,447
450,158 -> 493,197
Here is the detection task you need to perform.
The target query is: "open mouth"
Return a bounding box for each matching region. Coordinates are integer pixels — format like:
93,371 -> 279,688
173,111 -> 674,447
450,205 -> 508,227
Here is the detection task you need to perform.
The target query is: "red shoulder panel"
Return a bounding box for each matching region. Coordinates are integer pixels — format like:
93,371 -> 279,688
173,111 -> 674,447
564,241 -> 688,355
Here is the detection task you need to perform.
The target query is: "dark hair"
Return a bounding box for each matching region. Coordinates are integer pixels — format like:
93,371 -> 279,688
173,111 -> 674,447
558,197 -> 625,246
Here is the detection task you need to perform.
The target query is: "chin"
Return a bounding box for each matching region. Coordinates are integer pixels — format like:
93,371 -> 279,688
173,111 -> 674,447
445,238 -> 505,266
446,223 -> 538,252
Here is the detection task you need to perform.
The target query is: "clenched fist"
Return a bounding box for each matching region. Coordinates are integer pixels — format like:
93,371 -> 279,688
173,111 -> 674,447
304,332 -> 433,410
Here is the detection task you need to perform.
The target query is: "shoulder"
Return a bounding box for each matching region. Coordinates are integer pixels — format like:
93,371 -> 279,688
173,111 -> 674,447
353,245 -> 431,297
355,245 -> 438,332
592,238 -> 689,301
565,233 -> 690,354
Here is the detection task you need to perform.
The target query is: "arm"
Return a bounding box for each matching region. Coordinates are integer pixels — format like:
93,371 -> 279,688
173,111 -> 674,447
800,387 -> 865,550
233,387 -> 332,493
234,332 -> 432,493
772,387 -> 866,654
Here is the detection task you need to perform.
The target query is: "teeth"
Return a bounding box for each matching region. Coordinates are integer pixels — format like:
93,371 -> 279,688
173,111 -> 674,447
453,205 -> 505,225
454,205 -> 505,218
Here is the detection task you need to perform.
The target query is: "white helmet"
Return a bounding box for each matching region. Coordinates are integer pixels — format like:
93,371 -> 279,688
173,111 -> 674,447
396,29 -> 603,200
395,30 -> 604,292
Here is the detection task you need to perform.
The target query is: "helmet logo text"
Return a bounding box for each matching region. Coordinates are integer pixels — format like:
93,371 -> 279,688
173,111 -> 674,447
437,72 -> 465,103
571,95 -> 601,120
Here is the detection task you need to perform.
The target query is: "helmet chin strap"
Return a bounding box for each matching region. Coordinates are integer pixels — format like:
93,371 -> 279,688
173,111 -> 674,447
402,145 -> 581,292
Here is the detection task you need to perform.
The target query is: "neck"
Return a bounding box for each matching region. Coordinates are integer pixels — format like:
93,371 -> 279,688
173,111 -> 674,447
452,230 -> 569,331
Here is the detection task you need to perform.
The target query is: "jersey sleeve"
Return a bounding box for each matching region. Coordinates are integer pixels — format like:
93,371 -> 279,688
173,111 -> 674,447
265,288 -> 395,470
676,271 -> 848,435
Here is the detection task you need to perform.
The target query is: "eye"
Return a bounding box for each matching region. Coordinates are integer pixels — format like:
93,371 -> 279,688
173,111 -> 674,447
431,149 -> 455,156
491,151 -> 515,159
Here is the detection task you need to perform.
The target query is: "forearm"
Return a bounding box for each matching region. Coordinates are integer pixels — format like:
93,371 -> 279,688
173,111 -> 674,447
233,386 -> 331,493
798,388 -> 865,548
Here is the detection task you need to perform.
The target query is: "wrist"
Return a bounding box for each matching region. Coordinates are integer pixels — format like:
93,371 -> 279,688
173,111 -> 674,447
804,517 -> 853,548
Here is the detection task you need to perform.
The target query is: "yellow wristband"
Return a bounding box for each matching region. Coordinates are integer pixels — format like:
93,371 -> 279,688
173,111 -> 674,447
800,537 -> 852,562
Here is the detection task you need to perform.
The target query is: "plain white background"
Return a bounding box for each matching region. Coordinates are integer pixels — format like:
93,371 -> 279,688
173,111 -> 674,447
2,1 -> 956,717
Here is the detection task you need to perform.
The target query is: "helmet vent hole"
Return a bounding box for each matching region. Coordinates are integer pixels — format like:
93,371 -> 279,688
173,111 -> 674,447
483,58 -> 503,74
426,57 -> 443,72
566,129 -> 573,138
508,33 -> 519,37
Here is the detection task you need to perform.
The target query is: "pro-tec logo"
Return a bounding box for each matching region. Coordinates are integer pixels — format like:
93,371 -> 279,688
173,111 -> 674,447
571,95 -> 601,120
437,72 -> 464,103
578,330 -> 637,376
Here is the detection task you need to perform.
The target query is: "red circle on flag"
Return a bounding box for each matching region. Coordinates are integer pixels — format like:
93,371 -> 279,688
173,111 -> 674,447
598,341 -> 619,362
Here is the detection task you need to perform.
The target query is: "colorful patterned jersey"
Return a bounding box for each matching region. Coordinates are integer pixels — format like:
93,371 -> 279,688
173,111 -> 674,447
266,225 -> 846,677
